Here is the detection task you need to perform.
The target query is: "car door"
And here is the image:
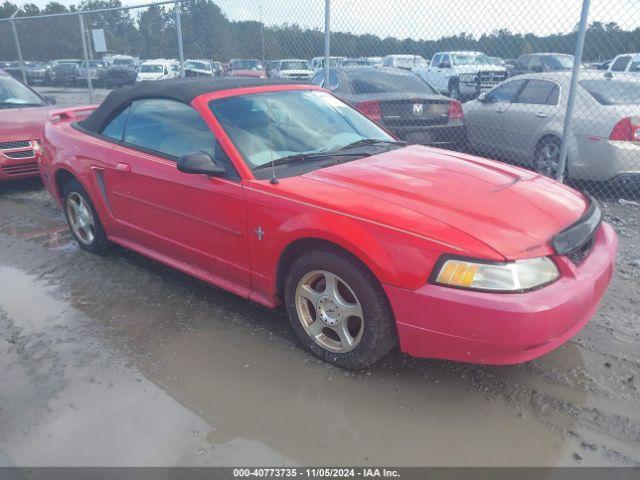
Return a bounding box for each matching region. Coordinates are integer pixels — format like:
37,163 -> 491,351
434,54 -> 452,92
464,79 -> 526,155
425,54 -> 441,87
101,98 -> 251,286
500,79 -> 560,161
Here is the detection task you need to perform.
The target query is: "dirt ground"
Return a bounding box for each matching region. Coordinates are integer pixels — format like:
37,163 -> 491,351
0,179 -> 638,467
0,87 -> 638,467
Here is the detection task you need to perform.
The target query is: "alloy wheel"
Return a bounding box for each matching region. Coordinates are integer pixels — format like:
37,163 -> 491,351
294,270 -> 365,354
66,192 -> 96,246
535,140 -> 561,178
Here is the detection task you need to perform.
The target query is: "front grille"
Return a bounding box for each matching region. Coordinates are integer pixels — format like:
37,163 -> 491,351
567,236 -> 595,265
0,140 -> 30,150
477,71 -> 507,91
4,150 -> 35,159
1,162 -> 39,176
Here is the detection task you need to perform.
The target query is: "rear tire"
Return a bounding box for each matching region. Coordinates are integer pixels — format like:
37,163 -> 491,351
284,247 -> 397,369
62,178 -> 112,255
534,136 -> 562,178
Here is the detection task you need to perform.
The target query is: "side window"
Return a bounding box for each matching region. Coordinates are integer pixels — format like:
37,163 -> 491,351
515,55 -> 528,70
431,54 -> 442,67
311,72 -> 324,86
611,56 -> 631,72
100,106 -> 130,141
486,79 -> 525,103
123,99 -> 237,178
516,80 -> 559,105
440,54 -> 450,67
528,56 -> 543,72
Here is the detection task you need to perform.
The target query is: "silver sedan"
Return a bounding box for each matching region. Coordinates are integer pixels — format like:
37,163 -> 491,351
463,71 -> 640,181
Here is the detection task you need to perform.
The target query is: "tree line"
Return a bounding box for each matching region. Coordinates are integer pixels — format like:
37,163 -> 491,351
0,0 -> 637,63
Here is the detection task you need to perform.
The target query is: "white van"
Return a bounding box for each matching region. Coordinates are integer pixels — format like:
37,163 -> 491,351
136,59 -> 177,82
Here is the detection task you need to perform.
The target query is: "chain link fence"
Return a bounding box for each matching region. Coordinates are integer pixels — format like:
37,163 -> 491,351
1,0 -> 640,199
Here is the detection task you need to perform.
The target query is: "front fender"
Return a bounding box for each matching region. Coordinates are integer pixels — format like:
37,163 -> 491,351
275,210 -> 399,284
245,187 -> 442,299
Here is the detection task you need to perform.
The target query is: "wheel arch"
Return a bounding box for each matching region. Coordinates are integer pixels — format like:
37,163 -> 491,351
274,236 -> 391,301
54,167 -> 79,202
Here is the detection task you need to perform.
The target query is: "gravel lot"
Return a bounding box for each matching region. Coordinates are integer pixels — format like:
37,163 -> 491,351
0,86 -> 638,467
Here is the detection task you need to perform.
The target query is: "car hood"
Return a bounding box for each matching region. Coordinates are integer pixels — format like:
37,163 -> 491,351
295,146 -> 588,259
137,73 -> 165,80
281,69 -> 314,76
230,70 -> 264,77
0,106 -> 52,141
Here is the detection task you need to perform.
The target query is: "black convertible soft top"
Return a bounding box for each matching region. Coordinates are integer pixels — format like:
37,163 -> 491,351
80,77 -> 302,133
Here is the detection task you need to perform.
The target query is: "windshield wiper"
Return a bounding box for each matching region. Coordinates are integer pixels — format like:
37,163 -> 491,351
336,138 -> 407,151
253,151 -> 366,170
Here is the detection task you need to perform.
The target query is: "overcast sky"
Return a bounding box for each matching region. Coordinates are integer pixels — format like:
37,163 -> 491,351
17,0 -> 638,39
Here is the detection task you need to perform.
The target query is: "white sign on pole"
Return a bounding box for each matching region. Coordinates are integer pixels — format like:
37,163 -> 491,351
92,29 -> 107,53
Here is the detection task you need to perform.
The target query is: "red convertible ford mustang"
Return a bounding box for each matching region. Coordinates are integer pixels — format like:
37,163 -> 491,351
40,78 -> 617,369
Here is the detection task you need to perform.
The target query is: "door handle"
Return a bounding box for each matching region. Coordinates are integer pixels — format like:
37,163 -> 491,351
535,112 -> 548,118
115,163 -> 131,172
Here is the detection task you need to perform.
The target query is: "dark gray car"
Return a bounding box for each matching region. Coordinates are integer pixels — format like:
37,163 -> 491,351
311,67 -> 465,148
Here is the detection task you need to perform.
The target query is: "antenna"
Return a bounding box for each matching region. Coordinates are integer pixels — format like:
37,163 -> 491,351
259,4 -> 279,185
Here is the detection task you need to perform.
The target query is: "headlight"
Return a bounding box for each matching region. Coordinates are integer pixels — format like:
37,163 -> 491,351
432,256 -> 559,292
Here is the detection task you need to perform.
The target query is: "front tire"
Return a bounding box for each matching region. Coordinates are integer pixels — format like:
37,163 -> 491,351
284,247 -> 397,369
63,178 -> 111,255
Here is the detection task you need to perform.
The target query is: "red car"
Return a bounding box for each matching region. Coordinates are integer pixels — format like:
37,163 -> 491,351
40,78 -> 617,369
0,70 -> 55,182
227,59 -> 266,79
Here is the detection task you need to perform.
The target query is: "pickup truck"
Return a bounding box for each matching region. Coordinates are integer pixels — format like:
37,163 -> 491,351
413,51 -> 507,100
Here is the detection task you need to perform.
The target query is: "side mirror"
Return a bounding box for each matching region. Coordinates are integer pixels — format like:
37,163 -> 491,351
177,152 -> 226,177
44,96 -> 56,105
439,61 -> 451,69
477,92 -> 487,103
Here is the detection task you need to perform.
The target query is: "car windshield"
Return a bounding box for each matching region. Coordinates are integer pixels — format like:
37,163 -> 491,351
393,56 -> 423,69
0,76 -> 45,108
349,69 -> 439,95
231,60 -> 263,70
113,59 -> 134,66
140,64 -> 163,73
580,79 -> 640,105
542,55 -> 573,69
210,90 -> 394,172
281,61 -> 310,70
451,54 -> 492,65
185,61 -> 209,70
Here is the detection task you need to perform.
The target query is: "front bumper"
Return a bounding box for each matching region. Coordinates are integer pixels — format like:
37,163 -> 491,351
0,156 -> 40,181
384,222 -> 617,365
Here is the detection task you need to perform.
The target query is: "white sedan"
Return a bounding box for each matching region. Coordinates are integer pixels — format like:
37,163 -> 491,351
463,71 -> 640,182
